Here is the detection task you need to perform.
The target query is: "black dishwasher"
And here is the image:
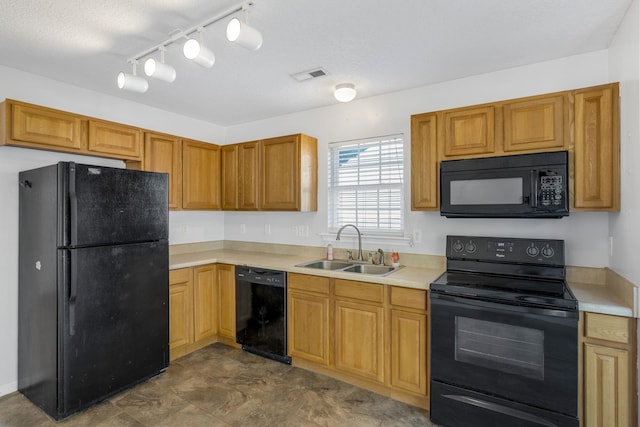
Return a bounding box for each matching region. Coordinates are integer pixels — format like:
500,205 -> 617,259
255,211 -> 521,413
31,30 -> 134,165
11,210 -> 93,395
235,265 -> 291,364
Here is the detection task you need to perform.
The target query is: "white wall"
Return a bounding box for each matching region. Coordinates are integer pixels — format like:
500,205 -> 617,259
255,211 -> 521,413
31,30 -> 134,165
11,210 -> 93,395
225,51 -> 612,267
0,65 -> 226,395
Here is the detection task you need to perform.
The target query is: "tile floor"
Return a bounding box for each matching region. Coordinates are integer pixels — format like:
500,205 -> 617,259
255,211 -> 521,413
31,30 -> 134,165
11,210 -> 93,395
0,343 -> 436,426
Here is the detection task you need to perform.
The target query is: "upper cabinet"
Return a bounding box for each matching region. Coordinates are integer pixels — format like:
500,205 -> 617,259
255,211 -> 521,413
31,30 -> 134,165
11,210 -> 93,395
0,99 -> 142,161
182,139 -> 221,210
223,133 -> 318,212
141,132 -> 183,210
410,83 -> 619,212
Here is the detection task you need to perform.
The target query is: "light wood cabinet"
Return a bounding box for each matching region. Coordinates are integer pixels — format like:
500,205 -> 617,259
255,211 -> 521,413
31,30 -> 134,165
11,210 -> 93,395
221,144 -> 239,210
217,263 -> 236,339
334,280 -> 385,383
573,84 -> 620,211
6,101 -> 83,150
581,312 -> 637,427
169,268 -> 193,361
410,83 -> 619,212
389,287 -> 428,397
141,132 -> 182,210
221,141 -> 259,210
0,99 -> 143,161
87,119 -> 141,160
441,105 -> 496,158
410,113 -> 438,210
259,134 -> 317,211
288,273 -> 330,366
193,264 -> 217,343
182,139 -> 221,210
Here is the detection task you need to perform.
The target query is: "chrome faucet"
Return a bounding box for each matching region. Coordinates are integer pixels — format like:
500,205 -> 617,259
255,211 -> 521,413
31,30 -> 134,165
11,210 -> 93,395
336,224 -> 364,261
377,248 -> 385,266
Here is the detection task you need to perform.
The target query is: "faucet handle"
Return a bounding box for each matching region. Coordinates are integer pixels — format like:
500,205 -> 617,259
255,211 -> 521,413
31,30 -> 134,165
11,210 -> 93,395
346,250 -> 353,261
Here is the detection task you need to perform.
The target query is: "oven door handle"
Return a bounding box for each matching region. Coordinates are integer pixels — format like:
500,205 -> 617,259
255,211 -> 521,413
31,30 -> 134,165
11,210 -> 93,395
430,292 -> 578,319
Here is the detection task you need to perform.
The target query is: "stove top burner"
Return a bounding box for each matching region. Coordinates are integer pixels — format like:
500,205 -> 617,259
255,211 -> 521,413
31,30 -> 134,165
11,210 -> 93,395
431,235 -> 578,311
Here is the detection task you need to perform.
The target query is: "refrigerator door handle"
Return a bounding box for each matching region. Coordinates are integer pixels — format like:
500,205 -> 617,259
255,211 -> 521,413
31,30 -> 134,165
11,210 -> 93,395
68,250 -> 77,336
68,162 -> 78,247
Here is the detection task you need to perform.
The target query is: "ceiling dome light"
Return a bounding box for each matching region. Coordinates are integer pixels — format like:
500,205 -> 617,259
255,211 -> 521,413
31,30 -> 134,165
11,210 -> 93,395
334,83 -> 357,102
117,62 -> 148,93
144,49 -> 176,82
226,17 -> 263,50
183,38 -> 215,68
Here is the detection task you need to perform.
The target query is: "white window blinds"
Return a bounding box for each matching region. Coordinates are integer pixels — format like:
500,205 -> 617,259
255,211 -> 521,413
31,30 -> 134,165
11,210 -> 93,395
328,134 -> 404,234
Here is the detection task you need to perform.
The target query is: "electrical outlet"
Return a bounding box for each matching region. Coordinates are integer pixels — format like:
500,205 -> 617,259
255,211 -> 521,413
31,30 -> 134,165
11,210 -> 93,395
265,224 -> 271,235
240,224 -> 246,234
413,229 -> 422,243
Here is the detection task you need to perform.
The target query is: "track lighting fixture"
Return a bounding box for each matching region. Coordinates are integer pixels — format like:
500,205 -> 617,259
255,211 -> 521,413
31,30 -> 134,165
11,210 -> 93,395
226,5 -> 263,50
116,1 -> 261,94
183,29 -> 216,68
117,61 -> 148,93
144,47 -> 176,82
334,83 -> 357,102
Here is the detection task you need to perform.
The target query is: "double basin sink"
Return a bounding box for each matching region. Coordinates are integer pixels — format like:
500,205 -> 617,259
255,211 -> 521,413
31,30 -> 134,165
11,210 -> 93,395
295,259 -> 402,277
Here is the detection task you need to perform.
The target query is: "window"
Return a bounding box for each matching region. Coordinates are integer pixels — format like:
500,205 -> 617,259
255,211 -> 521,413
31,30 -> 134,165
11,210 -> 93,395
328,134 -> 404,234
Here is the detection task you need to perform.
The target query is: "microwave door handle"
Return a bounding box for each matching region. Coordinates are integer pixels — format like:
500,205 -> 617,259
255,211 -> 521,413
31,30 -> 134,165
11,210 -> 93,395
530,170 -> 538,208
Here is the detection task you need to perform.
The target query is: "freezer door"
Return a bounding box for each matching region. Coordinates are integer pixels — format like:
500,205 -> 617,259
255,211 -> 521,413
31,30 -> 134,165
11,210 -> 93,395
60,241 -> 168,418
61,162 -> 168,247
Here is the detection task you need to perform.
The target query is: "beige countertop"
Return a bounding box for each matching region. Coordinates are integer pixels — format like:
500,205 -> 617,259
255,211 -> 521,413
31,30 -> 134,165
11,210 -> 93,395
170,245 -> 639,318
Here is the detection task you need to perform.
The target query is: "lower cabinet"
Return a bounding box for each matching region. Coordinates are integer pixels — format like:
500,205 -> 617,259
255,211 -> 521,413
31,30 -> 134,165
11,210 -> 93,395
581,312 -> 637,427
287,273 -> 429,409
217,263 -> 236,341
169,264 -> 228,361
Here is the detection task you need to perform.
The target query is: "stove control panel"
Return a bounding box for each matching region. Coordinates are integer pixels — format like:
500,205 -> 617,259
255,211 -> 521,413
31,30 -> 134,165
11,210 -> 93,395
447,235 -> 564,265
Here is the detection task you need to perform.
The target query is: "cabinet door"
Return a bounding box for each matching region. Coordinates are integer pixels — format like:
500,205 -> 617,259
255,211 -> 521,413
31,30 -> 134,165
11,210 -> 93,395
411,113 -> 438,210
288,290 -> 329,365
169,268 -> 193,360
193,264 -> 217,343
574,84 -> 620,210
239,141 -> 259,210
10,101 -> 84,150
144,132 -> 182,210
441,106 -> 495,158
390,309 -> 427,395
334,299 -> 385,383
221,144 -> 239,210
584,343 -> 630,427
503,94 -> 567,152
88,119 -> 142,160
260,135 -> 299,210
217,264 -> 236,338
182,139 -> 221,210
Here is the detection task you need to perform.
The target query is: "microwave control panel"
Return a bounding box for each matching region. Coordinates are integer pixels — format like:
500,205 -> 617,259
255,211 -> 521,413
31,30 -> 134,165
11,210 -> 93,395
540,174 -> 564,207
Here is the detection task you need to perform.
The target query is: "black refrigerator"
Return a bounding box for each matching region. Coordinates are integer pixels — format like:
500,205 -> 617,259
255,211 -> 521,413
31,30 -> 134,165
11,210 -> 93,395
18,162 -> 169,420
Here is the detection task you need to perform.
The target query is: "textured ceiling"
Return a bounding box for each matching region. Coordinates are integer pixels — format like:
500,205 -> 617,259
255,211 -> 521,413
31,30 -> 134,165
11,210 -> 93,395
0,0 -> 633,126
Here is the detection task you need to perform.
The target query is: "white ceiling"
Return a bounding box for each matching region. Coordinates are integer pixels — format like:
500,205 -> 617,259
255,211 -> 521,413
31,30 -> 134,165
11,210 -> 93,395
0,0 -> 633,126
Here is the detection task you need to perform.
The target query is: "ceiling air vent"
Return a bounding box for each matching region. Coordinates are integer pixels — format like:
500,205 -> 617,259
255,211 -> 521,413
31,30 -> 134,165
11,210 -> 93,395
291,67 -> 329,82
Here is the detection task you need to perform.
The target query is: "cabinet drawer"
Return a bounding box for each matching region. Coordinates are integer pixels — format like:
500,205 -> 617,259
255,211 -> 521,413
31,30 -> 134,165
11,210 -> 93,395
584,312 -> 629,344
335,279 -> 384,304
390,287 -> 427,311
289,273 -> 330,295
170,267 -> 192,284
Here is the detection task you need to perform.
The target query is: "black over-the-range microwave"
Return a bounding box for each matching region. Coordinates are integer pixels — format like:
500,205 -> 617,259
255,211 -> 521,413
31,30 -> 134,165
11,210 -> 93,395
439,151 -> 569,218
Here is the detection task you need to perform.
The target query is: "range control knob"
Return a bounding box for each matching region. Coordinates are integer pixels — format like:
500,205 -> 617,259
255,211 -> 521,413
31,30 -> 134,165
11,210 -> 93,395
452,241 -> 464,253
541,245 -> 555,258
465,241 -> 477,253
526,245 -> 540,257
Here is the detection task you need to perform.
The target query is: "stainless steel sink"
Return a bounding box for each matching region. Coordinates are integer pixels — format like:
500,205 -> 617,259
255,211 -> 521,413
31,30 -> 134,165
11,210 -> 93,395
342,264 -> 398,275
295,260 -> 353,270
295,259 -> 401,276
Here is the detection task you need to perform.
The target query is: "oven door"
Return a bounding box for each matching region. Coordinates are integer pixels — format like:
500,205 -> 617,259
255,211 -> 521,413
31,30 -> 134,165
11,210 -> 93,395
430,292 -> 578,417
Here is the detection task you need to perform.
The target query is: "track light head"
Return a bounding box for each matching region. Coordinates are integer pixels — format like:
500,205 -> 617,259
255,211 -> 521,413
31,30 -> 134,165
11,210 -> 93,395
183,38 -> 215,68
117,62 -> 148,93
144,55 -> 176,83
226,17 -> 263,50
